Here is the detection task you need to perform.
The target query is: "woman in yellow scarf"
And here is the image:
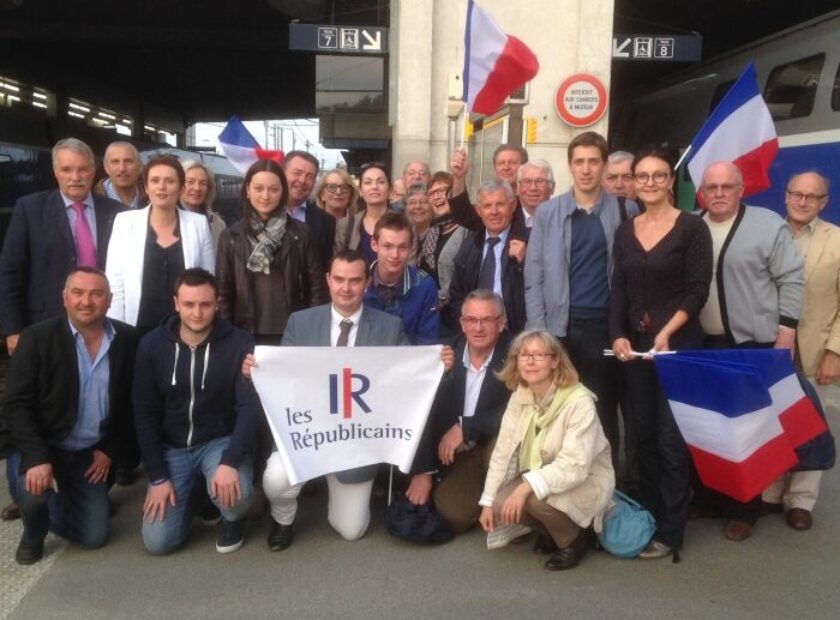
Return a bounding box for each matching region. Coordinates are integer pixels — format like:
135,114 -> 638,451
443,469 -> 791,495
478,330 -> 615,570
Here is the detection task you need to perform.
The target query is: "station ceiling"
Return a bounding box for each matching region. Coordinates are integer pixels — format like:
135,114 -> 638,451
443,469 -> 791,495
1,0 -> 837,122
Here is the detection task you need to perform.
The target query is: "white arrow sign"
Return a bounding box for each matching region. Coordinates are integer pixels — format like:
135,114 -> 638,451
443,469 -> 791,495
612,37 -> 631,58
362,29 -> 382,51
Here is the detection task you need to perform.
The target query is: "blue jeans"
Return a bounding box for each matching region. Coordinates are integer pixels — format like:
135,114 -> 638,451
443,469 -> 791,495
16,448 -> 110,549
142,436 -> 253,555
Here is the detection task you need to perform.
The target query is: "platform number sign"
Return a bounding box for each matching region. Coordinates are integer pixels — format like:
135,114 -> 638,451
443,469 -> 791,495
654,38 -> 674,59
318,27 -> 338,49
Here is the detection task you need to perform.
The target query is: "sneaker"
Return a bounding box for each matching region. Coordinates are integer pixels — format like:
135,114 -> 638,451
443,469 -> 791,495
216,519 -> 245,553
200,500 -> 222,526
267,520 -> 294,551
638,540 -> 672,559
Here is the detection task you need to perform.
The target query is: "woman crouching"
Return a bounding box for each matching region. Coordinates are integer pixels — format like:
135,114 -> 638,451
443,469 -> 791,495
478,330 -> 615,570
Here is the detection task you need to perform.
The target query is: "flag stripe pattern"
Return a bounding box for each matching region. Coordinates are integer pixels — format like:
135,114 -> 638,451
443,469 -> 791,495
218,115 -> 285,175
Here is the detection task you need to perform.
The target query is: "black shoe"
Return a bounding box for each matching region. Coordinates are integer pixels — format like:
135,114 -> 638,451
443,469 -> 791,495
544,530 -> 588,571
114,468 -> 137,486
200,501 -> 222,526
15,537 -> 44,565
215,519 -> 245,553
533,533 -> 559,555
267,520 -> 293,551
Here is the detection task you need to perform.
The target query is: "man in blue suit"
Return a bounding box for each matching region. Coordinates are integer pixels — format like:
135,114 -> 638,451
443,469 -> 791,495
284,150 -> 336,273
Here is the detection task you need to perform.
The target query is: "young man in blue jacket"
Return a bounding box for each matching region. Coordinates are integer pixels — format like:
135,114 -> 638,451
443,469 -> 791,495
133,268 -> 257,554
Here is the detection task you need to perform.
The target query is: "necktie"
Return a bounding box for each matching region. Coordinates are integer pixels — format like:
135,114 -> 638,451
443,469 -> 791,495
71,202 -> 97,267
336,318 -> 353,346
477,237 -> 500,291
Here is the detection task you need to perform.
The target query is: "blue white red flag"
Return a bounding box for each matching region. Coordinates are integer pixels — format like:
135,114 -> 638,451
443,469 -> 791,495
462,0 -> 539,117
685,63 -> 778,200
653,349 -> 826,502
218,115 -> 285,175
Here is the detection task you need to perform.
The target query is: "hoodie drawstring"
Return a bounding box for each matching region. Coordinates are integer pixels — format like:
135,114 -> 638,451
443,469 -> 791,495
201,342 -> 210,390
170,342 -> 180,386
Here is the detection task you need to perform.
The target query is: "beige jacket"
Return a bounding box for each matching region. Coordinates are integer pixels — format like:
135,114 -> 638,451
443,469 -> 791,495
796,218 -> 840,381
480,385 -> 614,545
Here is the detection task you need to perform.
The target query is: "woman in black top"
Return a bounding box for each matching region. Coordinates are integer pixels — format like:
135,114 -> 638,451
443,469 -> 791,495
609,148 -> 712,560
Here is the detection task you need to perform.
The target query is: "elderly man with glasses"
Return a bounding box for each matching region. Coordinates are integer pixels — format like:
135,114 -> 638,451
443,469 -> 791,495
692,161 -> 804,542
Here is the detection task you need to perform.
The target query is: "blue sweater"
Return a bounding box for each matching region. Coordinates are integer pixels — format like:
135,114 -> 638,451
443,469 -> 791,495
363,264 -> 440,344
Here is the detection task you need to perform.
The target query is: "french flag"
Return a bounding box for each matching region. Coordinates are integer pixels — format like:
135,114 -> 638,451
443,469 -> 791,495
653,350 -> 826,503
462,0 -> 539,117
218,115 -> 285,175
686,63 -> 778,200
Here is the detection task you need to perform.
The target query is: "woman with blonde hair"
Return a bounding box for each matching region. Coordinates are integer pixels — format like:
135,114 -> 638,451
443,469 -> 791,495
180,159 -> 227,249
314,168 -> 358,219
479,329 -> 614,570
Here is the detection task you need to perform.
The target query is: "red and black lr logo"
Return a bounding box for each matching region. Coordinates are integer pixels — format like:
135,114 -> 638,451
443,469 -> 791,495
329,368 -> 371,418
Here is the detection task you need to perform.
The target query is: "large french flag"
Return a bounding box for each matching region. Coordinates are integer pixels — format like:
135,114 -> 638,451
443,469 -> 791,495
462,0 -> 539,117
686,63 -> 778,200
653,350 -> 826,502
218,115 -> 285,175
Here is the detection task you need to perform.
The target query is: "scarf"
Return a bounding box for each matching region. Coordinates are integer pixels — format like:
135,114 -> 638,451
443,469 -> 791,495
246,213 -> 287,274
518,382 -> 591,473
418,213 -> 455,273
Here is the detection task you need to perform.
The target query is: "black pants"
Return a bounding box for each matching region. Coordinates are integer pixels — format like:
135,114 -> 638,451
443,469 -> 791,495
562,317 -> 620,468
625,342 -> 690,549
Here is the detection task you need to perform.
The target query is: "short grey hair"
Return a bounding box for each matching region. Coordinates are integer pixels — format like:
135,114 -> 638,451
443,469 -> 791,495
607,150 -> 634,164
477,178 -> 514,202
181,159 -> 217,210
403,161 -> 431,177
404,182 -> 428,202
702,161 -> 743,187
104,140 -> 140,162
517,159 -> 555,185
787,170 -> 829,194
52,138 -> 95,167
462,289 -> 506,322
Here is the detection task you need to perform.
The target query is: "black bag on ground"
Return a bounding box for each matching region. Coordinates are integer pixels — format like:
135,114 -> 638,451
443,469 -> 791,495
385,494 -> 455,544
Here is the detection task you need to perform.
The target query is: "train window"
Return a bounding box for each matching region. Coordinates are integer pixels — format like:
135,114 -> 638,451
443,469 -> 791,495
833,63 -> 840,111
763,54 -> 825,120
709,80 -> 735,114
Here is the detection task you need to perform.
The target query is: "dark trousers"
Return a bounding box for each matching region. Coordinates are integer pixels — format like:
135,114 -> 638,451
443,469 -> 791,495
626,333 -> 692,549
563,317 -> 620,468
17,448 -> 110,549
690,336 -> 772,524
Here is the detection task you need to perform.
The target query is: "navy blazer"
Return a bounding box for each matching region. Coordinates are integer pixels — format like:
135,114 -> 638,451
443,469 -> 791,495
302,201 -> 337,273
0,189 -> 125,335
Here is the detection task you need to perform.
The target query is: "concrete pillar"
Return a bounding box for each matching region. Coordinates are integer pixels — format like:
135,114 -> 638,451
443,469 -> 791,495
390,0 -> 615,189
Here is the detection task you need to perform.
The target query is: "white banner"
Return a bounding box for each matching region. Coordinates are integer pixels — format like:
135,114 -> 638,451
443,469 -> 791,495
251,346 -> 444,486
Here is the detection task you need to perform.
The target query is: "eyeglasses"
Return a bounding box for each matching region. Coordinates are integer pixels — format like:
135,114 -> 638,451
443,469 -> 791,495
786,190 -> 827,206
518,178 -> 550,188
701,183 -> 741,194
633,171 -> 671,185
325,183 -> 350,194
517,352 -> 556,362
427,187 -> 450,197
606,173 -> 633,183
461,315 -> 501,328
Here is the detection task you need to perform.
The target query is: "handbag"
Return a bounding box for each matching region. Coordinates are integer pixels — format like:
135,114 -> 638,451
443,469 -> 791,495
597,490 -> 656,559
385,494 -> 455,545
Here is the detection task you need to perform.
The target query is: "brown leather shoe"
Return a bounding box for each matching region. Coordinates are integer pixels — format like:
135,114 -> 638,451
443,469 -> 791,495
724,519 -> 752,541
759,501 -> 783,517
544,530 -> 588,570
1,502 -> 20,521
786,508 -> 812,531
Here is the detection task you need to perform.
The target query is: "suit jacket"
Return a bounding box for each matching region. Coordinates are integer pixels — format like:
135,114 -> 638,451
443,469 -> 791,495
449,190 -> 530,242
1,315 -> 137,473
412,332 -> 512,472
105,206 -> 216,326
448,225 -> 528,334
302,200 -> 336,273
796,218 -> 840,380
0,190 -> 125,335
282,303 -> 410,482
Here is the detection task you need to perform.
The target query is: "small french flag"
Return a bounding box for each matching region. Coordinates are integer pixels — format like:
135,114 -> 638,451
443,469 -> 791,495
218,115 -> 285,175
462,0 -> 539,117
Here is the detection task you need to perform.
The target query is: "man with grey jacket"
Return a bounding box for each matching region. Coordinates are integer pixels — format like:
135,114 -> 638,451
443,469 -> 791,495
524,131 -> 638,469
693,161 -> 803,542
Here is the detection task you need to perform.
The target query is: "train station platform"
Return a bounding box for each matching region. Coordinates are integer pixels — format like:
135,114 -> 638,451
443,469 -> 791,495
2,387 -> 839,620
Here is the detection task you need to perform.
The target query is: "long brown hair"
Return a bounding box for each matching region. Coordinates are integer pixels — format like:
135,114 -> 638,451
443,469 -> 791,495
241,159 -> 289,235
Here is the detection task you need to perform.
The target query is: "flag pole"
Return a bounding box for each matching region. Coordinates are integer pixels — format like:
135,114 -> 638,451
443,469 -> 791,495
674,144 -> 693,172
459,101 -> 468,150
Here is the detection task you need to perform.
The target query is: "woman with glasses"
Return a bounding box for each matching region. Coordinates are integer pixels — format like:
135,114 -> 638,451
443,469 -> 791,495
180,159 -> 227,249
404,183 -> 434,241
335,162 -> 391,266
314,168 -> 358,220
609,148 -> 712,560
478,329 -> 614,571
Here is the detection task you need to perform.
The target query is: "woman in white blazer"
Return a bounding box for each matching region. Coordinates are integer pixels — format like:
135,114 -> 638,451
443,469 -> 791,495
106,153 -> 215,330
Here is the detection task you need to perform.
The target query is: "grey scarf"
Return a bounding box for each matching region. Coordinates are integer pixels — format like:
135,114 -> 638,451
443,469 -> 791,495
246,213 -> 288,274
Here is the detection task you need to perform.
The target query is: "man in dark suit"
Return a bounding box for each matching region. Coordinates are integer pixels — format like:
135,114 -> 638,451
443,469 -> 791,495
284,150 -> 336,272
448,179 -> 528,334
0,138 -> 125,520
3,268 -> 136,564
406,289 -> 512,533
0,137 -> 125,355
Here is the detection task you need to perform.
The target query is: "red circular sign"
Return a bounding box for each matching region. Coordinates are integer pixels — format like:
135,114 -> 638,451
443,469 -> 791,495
554,74 -> 608,127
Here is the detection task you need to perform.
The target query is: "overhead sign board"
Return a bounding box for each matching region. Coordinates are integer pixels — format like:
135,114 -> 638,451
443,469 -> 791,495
289,23 -> 387,54
612,33 -> 702,62
554,74 -> 607,128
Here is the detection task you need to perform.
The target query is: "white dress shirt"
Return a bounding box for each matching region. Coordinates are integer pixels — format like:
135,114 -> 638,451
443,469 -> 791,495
330,304 -> 364,346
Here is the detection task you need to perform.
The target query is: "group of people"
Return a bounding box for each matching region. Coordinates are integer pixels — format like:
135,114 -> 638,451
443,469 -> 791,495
0,131 -> 836,573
